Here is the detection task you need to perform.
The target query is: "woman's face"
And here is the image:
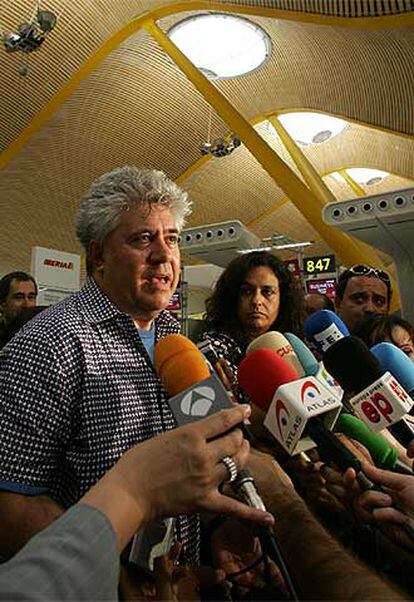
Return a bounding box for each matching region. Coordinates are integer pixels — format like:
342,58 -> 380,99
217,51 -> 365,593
389,325 -> 414,360
237,265 -> 280,340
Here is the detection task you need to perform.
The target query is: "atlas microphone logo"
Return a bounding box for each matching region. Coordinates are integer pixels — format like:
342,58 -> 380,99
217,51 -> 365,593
301,380 -> 321,404
180,386 -> 215,417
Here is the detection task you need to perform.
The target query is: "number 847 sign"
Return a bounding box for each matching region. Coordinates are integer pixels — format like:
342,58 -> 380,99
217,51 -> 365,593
304,254 -> 336,275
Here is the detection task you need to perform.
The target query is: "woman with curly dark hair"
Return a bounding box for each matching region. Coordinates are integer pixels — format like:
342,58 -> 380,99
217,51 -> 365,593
199,250 -> 305,386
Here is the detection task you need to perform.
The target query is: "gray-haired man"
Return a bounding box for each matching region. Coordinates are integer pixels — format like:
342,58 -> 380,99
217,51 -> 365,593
0,166 -> 201,566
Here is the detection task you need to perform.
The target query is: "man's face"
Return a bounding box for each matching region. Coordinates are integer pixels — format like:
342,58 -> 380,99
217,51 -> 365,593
336,275 -> 389,332
93,205 -> 180,326
1,279 -> 37,323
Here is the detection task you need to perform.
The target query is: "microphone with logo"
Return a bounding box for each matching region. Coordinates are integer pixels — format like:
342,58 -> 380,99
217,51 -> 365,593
370,342 -> 414,456
248,331 -> 343,402
322,335 -> 414,449
247,331 -> 305,377
237,348 -> 377,489
305,309 -> 349,355
154,334 -> 298,600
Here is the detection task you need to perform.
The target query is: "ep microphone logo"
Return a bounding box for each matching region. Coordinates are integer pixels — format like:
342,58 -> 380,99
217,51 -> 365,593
350,372 -> 413,432
180,386 -> 214,417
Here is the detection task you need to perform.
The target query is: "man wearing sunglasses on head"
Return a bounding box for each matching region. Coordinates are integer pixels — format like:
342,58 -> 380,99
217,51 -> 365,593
335,264 -> 392,333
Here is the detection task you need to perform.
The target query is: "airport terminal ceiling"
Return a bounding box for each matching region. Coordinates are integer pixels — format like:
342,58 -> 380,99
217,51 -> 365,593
0,0 -> 413,275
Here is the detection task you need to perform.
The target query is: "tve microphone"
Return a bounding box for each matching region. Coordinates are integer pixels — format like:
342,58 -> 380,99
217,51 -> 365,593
323,337 -> 414,446
334,413 -> 412,475
155,334 -> 265,512
246,331 -> 305,377
284,333 -> 319,376
305,310 -> 349,355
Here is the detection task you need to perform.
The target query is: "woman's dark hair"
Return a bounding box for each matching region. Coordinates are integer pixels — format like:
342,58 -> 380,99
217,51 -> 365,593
354,313 -> 414,348
205,251 -> 305,344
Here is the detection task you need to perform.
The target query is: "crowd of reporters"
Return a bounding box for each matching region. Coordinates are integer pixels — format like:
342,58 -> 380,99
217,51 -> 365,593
1,165 -> 414,600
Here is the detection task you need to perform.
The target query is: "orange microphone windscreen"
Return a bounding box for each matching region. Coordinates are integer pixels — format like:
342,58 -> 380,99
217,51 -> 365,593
154,334 -> 210,396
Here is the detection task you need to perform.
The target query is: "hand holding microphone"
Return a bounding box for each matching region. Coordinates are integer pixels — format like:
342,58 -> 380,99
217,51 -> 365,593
155,334 -> 298,599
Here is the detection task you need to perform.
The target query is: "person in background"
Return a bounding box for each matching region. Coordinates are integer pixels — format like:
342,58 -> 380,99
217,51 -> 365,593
0,271 -> 37,348
335,264 -> 391,333
304,292 -> 335,317
354,313 -> 414,360
0,306 -> 47,348
200,250 -> 305,380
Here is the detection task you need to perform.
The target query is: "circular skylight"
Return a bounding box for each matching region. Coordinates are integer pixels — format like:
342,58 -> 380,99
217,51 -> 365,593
276,112 -> 348,146
168,14 -> 271,79
345,168 -> 390,186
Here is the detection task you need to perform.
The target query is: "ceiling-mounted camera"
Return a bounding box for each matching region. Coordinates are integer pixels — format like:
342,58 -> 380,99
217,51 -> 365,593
2,3 -> 57,59
200,133 -> 241,158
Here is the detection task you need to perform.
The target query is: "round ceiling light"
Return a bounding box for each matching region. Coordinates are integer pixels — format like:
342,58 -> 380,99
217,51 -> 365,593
346,168 -> 390,186
168,14 -> 271,79
276,112 -> 348,146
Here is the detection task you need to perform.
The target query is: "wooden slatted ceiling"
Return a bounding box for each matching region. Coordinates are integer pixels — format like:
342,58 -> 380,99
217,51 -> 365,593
0,0 -> 413,274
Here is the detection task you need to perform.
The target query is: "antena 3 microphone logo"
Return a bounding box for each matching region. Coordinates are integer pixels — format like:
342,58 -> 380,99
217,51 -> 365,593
301,380 -> 320,404
180,386 -> 215,417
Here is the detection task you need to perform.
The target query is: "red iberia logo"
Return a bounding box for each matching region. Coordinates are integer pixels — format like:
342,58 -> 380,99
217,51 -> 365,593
44,259 -> 74,270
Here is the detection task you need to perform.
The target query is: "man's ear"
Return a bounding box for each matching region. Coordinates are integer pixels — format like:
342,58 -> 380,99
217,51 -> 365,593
334,296 -> 342,313
88,241 -> 105,277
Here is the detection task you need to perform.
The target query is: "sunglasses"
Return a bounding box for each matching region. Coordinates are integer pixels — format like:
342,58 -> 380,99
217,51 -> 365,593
348,264 -> 391,284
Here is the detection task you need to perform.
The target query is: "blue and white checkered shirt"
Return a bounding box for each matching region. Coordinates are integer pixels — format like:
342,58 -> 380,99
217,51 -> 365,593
0,278 -> 200,564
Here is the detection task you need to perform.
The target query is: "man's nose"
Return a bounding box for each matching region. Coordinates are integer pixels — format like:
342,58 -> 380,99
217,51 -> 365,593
363,299 -> 376,314
150,236 -> 171,262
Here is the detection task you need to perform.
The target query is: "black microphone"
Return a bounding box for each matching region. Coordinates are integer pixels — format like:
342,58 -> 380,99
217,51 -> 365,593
323,336 -> 414,449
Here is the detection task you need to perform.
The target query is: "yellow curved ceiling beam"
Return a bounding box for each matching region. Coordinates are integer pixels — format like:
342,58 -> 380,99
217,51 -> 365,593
1,1 -> 413,171
246,196 -> 289,229
177,107 -> 414,186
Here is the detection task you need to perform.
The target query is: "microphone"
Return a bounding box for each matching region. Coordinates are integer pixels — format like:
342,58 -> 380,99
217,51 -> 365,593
305,310 -> 349,355
155,335 -> 298,599
154,334 -> 264,511
246,331 -> 305,377
323,336 -> 414,446
283,333 -> 319,376
371,342 -> 414,398
284,332 -> 343,401
154,334 -> 234,424
370,342 -> 414,449
334,413 -> 412,475
237,349 -> 372,483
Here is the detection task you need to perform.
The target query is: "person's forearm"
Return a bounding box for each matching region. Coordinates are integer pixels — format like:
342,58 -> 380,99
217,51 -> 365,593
266,492 -> 406,600
80,468 -> 145,551
0,491 -> 64,557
